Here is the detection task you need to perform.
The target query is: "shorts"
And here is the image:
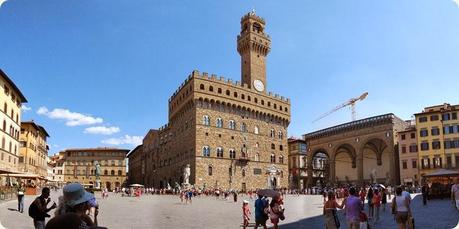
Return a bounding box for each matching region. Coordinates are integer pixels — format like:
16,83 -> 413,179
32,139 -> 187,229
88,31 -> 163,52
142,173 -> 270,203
255,218 -> 267,225
395,211 -> 408,224
270,218 -> 279,224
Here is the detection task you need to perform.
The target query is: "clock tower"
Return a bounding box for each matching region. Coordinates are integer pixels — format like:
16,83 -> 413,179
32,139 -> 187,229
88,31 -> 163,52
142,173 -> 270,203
237,11 -> 271,92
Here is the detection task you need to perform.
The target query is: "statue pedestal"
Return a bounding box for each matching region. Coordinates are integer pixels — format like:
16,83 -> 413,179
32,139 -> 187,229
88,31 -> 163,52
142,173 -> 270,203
181,183 -> 191,190
95,179 -> 101,190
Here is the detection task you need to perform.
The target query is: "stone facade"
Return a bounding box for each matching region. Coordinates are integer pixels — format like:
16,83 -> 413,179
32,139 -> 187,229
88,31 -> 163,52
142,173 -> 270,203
397,123 -> 420,185
0,69 -> 27,178
288,138 -> 308,190
135,12 -> 291,191
126,145 -> 144,185
303,114 -> 408,187
414,103 -> 459,177
18,121 -> 50,178
59,148 -> 129,190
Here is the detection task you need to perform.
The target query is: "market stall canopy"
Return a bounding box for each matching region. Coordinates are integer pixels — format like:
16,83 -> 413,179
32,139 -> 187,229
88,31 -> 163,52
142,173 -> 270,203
423,169 -> 459,177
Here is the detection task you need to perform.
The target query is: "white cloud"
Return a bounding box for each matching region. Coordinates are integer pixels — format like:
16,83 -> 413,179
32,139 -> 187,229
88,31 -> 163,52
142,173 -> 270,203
454,0 -> 459,7
84,126 -> 120,135
102,135 -> 142,146
37,106 -> 103,126
21,105 -> 31,112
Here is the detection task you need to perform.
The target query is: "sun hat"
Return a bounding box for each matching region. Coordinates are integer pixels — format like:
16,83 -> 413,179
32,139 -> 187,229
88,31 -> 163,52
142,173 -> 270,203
243,200 -> 249,204
63,183 -> 94,207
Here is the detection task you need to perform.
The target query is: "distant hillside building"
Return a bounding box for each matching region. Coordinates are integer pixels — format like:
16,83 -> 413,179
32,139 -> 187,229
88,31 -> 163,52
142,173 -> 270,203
135,12 -> 291,191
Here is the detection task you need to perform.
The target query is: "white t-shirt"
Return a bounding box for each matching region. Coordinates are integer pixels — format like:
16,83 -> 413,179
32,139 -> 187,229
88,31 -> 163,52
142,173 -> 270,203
451,184 -> 459,200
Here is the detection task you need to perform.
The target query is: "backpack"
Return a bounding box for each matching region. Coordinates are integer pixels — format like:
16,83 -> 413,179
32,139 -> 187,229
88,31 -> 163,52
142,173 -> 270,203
28,198 -> 40,219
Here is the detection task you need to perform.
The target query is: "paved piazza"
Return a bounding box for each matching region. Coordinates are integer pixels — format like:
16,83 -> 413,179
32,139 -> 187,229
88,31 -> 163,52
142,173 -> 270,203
0,191 -> 458,229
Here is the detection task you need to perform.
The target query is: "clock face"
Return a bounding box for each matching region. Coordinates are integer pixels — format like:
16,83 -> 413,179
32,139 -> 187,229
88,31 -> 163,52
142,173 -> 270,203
253,80 -> 265,92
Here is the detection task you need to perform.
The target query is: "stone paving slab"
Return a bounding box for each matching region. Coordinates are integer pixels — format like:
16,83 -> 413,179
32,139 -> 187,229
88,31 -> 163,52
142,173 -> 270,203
0,191 -> 457,229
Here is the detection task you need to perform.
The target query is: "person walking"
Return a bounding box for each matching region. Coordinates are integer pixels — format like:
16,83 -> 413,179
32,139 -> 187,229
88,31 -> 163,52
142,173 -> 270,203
392,186 -> 411,229
381,188 -> 387,212
17,182 -> 25,213
29,187 -> 57,229
359,187 -> 366,210
366,188 -> 374,220
421,183 -> 429,206
323,191 -> 343,229
268,195 -> 283,229
242,200 -> 251,229
341,187 -> 361,229
451,178 -> 459,210
233,191 -> 238,203
372,189 -> 381,222
254,194 -> 268,229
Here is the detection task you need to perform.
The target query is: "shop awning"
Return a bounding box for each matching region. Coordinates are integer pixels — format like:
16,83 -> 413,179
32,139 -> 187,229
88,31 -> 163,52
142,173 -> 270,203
423,169 -> 459,177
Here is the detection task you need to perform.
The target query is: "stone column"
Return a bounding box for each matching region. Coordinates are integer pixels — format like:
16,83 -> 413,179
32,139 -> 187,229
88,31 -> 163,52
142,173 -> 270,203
329,159 -> 336,184
306,157 -> 313,188
357,151 -> 364,185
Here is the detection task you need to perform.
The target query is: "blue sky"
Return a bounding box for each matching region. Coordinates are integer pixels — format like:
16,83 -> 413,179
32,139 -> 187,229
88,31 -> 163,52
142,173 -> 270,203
1,0 -> 458,155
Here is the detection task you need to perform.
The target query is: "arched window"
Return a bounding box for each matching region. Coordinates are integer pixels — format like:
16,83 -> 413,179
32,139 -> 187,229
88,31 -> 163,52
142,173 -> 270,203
255,153 -> 260,162
118,170 -> 122,176
248,96 -> 251,101
234,92 -> 238,98
218,88 -> 222,94
261,100 -> 264,105
279,155 -> 284,164
209,86 -> 213,92
1,137 -> 4,149
216,147 -> 223,157
200,84 -> 205,90
254,126 -> 259,135
242,169 -> 246,177
241,94 -> 245,99
278,131 -> 283,140
208,166 -> 213,176
216,118 -> 223,128
271,143 -> 275,150
279,145 -> 283,151
2,120 -> 5,131
203,115 -> 210,126
8,142 -> 11,153
111,170 -> 115,176
229,149 -> 236,159
104,170 -> 108,175
274,104 -> 277,109
285,107 -> 288,112
241,123 -> 247,132
3,103 -> 6,113
279,105 -> 283,111
202,146 -> 210,157
254,98 -> 258,103
270,154 -> 276,163
226,90 -> 230,96
229,120 -> 236,130
270,129 -> 275,138
268,101 -> 271,107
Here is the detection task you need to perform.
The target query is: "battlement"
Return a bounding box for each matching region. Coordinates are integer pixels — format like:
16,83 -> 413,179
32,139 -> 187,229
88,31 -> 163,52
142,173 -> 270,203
241,11 -> 265,24
189,70 -> 290,104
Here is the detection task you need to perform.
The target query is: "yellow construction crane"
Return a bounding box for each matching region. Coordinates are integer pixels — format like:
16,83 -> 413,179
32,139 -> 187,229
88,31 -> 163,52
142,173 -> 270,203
313,92 -> 368,123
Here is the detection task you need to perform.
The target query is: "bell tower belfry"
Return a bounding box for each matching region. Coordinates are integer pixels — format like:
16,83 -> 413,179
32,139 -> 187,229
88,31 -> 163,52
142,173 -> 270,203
237,11 -> 271,93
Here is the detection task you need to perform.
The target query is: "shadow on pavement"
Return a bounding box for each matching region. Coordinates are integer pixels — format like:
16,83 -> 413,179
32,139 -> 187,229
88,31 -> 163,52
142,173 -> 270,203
7,208 -> 18,212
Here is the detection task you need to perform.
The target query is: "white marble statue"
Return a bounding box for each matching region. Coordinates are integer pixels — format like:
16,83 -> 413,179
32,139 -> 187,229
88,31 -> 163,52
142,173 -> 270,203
183,164 -> 191,185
